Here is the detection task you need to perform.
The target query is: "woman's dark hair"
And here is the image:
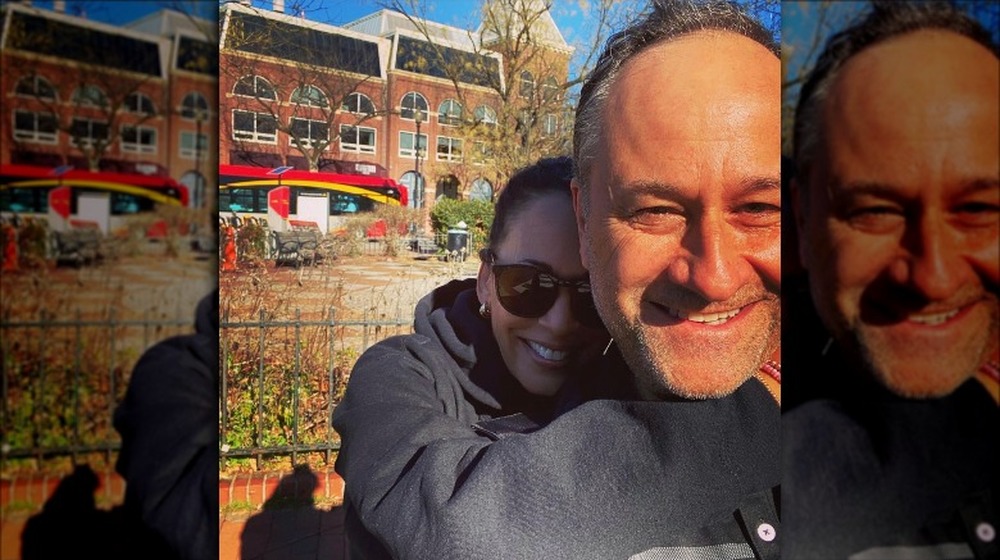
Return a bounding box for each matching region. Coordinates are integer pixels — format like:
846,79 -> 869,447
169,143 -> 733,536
484,156 -> 574,255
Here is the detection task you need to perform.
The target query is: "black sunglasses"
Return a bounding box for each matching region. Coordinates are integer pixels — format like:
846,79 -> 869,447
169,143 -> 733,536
483,250 -> 604,328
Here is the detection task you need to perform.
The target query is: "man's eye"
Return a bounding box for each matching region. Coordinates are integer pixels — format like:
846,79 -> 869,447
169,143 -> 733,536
846,206 -> 905,232
740,202 -> 780,214
953,202 -> 1000,227
736,203 -> 781,227
629,206 -> 684,228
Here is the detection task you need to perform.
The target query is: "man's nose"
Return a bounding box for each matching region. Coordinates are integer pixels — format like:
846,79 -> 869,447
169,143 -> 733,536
893,214 -> 966,300
670,214 -> 747,302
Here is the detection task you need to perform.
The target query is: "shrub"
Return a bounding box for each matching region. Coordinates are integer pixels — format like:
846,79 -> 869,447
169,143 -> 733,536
429,199 -> 493,254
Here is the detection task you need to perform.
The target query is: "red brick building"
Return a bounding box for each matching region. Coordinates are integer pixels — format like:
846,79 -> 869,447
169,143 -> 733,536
219,0 -> 572,211
0,1 -> 217,209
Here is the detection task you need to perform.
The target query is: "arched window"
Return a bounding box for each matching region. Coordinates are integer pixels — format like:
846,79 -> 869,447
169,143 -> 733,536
233,75 -> 276,100
181,92 -> 209,120
469,178 -> 493,202
341,92 -> 376,115
125,92 -> 156,115
438,99 -> 462,126
400,91 -> 428,121
15,75 -> 56,100
519,71 -> 535,99
541,77 -> 560,102
436,175 -> 460,201
291,84 -> 328,107
474,105 -> 497,126
72,84 -> 107,107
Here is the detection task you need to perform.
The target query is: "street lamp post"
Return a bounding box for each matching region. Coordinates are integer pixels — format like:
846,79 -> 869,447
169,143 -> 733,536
414,110 -> 423,209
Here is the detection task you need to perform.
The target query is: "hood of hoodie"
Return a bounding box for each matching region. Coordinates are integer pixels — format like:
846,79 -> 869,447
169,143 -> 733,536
413,278 -> 556,417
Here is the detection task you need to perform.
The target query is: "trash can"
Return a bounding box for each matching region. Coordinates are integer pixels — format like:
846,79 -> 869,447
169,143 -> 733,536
446,228 -> 469,261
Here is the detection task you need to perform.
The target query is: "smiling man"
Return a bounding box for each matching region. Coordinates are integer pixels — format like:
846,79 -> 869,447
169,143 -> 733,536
573,6 -> 782,401
785,2 -> 999,558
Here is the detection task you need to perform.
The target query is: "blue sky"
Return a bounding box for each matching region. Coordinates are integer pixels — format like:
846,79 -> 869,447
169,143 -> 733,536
16,0 -> 218,24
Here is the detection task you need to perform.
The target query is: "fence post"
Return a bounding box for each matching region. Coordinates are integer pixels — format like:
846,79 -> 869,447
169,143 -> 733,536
36,309 -> 49,467
107,307 -> 116,467
73,309 -> 82,465
292,308 -> 301,467
1,309 -> 9,471
256,307 -> 265,471
326,306 -> 335,466
220,305 -> 229,470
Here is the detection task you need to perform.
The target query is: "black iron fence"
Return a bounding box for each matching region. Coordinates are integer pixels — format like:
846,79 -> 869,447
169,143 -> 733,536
219,306 -> 413,470
1,310 -> 193,468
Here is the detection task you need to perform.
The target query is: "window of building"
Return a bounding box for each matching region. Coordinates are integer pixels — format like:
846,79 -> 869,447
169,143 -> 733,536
399,131 -> 428,158
289,118 -> 329,149
342,92 -> 376,115
121,124 -> 157,154
340,125 -> 376,154
474,105 -> 497,126
400,92 -> 429,121
471,141 -> 494,165
181,92 -> 209,120
438,99 -> 462,126
122,92 -> 154,116
72,84 -> 108,108
541,77 -> 560,102
180,131 -> 208,159
15,75 -> 56,100
542,114 -> 558,136
436,136 -> 463,162
13,110 -> 58,144
291,84 -> 328,107
233,75 -> 276,100
70,117 -> 109,148
232,110 -> 277,143
469,177 -> 493,201
519,71 -> 535,99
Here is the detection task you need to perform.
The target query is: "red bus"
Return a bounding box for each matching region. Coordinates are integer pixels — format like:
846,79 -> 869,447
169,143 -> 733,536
0,163 -> 188,234
218,164 -> 407,234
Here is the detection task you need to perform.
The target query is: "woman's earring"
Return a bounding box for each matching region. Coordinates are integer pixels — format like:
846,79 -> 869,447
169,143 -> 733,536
479,303 -> 490,318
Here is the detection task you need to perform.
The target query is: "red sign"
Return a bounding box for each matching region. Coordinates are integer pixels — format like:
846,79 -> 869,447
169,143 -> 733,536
49,186 -> 71,219
268,186 -> 290,219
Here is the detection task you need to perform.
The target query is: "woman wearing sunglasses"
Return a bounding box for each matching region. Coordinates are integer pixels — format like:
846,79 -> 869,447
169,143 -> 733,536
333,157 -> 613,559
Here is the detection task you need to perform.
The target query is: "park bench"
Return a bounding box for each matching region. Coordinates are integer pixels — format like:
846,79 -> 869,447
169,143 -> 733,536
52,228 -> 103,266
272,229 -> 321,267
409,236 -> 438,255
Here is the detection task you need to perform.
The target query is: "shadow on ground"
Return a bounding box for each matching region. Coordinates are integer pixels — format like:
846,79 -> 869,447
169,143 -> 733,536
19,465 -> 171,559
240,464 -> 347,560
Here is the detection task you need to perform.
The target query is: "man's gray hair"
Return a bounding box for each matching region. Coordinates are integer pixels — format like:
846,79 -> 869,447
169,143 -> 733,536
793,1 -> 997,181
572,0 -> 778,208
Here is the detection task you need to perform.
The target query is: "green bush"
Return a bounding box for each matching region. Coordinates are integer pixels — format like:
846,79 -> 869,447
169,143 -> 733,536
429,199 -> 494,253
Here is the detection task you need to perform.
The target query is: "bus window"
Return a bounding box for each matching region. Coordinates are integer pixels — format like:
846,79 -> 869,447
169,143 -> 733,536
111,193 -> 143,214
0,188 -> 48,213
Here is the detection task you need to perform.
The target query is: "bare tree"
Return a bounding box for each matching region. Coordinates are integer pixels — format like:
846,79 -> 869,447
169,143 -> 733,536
221,4 -> 387,172
382,0 -> 627,193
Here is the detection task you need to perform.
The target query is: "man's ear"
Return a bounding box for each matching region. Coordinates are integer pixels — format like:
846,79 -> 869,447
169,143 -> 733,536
791,176 -> 809,272
571,178 -> 590,269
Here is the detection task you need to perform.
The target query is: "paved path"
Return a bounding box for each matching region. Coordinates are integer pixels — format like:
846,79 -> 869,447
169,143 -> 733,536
220,506 -> 347,560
